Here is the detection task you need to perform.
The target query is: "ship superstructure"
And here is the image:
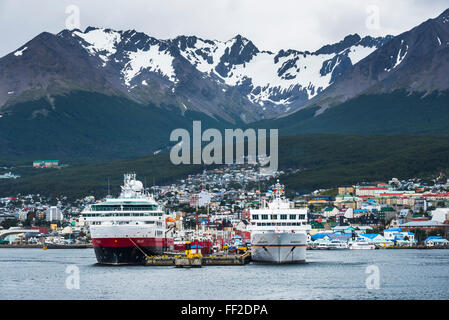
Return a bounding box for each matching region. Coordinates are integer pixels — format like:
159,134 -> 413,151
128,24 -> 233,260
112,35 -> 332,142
81,174 -> 174,265
249,180 -> 311,263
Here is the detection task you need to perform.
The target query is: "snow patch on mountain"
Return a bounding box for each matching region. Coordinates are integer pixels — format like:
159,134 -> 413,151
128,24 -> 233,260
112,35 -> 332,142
347,45 -> 377,64
123,46 -> 177,85
224,50 -> 336,103
65,27 -> 392,110
393,44 -> 408,69
214,39 -> 383,104
385,40 -> 408,72
73,28 -> 121,57
14,47 -> 28,56
178,37 -> 227,74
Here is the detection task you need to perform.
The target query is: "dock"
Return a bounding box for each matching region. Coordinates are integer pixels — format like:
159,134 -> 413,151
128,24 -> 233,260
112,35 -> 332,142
145,252 -> 251,267
384,245 -> 449,250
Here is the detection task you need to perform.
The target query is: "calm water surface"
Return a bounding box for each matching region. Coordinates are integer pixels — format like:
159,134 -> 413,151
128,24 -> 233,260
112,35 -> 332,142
1,248 -> 448,300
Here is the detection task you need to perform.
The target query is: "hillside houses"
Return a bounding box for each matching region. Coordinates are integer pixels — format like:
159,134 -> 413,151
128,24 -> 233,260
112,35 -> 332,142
2,163 -> 449,248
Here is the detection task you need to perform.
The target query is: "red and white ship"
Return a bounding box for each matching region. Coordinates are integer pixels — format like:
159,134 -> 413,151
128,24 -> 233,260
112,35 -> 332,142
81,174 -> 174,265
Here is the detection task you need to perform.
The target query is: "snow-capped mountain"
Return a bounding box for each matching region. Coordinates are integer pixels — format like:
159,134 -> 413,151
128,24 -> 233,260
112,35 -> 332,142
2,8 -> 449,162
0,27 -> 392,122
69,28 -> 391,114
294,8 -> 449,115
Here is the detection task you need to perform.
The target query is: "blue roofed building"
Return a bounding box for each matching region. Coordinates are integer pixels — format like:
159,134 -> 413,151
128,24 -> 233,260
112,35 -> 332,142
310,232 -> 352,247
359,233 -> 393,247
311,232 -> 334,241
327,233 -> 352,242
424,236 -> 449,247
384,228 -> 416,245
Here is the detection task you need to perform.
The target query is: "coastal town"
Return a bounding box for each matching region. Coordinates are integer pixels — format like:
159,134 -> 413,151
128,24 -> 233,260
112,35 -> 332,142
1,164 -> 449,250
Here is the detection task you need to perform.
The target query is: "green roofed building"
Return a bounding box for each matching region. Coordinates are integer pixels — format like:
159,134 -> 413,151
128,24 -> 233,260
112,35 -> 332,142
378,206 -> 396,222
310,220 -> 325,229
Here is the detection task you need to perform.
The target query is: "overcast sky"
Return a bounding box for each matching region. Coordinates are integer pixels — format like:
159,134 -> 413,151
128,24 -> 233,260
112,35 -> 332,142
0,0 -> 448,57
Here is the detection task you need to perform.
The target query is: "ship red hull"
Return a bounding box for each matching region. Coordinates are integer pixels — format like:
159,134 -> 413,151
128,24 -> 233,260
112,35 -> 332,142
92,237 -> 174,265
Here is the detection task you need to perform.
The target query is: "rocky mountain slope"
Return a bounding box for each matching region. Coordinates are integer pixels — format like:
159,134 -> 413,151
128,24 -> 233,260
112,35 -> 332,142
2,8 -> 449,162
0,27 -> 391,123
293,8 -> 449,115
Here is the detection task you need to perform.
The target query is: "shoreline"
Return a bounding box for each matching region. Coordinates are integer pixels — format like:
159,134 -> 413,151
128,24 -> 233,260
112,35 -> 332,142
1,244 -> 448,250
307,245 -> 449,250
0,244 -> 93,249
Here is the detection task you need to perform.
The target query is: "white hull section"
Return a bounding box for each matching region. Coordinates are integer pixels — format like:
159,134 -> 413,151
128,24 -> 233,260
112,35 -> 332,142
251,232 -> 307,264
90,223 -> 161,239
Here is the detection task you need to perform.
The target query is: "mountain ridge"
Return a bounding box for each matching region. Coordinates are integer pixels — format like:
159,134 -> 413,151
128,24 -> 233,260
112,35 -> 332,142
287,7 -> 449,117
0,26 -> 393,123
1,9 -> 449,163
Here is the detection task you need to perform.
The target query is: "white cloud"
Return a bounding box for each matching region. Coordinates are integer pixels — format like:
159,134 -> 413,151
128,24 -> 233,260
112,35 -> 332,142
0,0 -> 447,57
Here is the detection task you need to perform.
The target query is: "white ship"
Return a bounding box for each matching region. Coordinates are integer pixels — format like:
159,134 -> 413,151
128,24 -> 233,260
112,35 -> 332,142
80,173 -> 174,265
249,181 -> 311,264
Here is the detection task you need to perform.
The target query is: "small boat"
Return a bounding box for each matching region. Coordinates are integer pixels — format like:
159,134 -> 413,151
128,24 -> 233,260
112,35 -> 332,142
348,241 -> 375,250
327,240 -> 349,250
316,242 -> 331,250
316,240 -> 348,250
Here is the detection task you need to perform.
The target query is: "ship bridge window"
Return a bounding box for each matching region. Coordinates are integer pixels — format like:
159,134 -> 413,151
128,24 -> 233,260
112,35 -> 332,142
123,205 -> 158,211
91,204 -> 159,211
298,214 -> 305,220
142,212 -> 163,217
91,205 -> 121,211
83,213 -> 102,217
261,215 -> 268,220
289,215 -> 296,220
252,215 -> 259,220
270,215 -> 278,220
280,214 -> 288,220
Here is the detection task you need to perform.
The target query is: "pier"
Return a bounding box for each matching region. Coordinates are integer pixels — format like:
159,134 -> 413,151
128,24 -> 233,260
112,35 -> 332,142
144,252 -> 251,267
383,245 -> 449,250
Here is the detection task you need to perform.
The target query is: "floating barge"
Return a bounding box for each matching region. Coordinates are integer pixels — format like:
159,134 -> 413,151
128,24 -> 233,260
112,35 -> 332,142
145,252 -> 251,267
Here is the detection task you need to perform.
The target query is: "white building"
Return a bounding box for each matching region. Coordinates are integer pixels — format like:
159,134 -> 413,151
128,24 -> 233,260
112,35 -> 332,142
431,208 -> 449,224
356,187 -> 389,197
383,228 -> 415,243
198,190 -> 212,207
46,206 -> 62,222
